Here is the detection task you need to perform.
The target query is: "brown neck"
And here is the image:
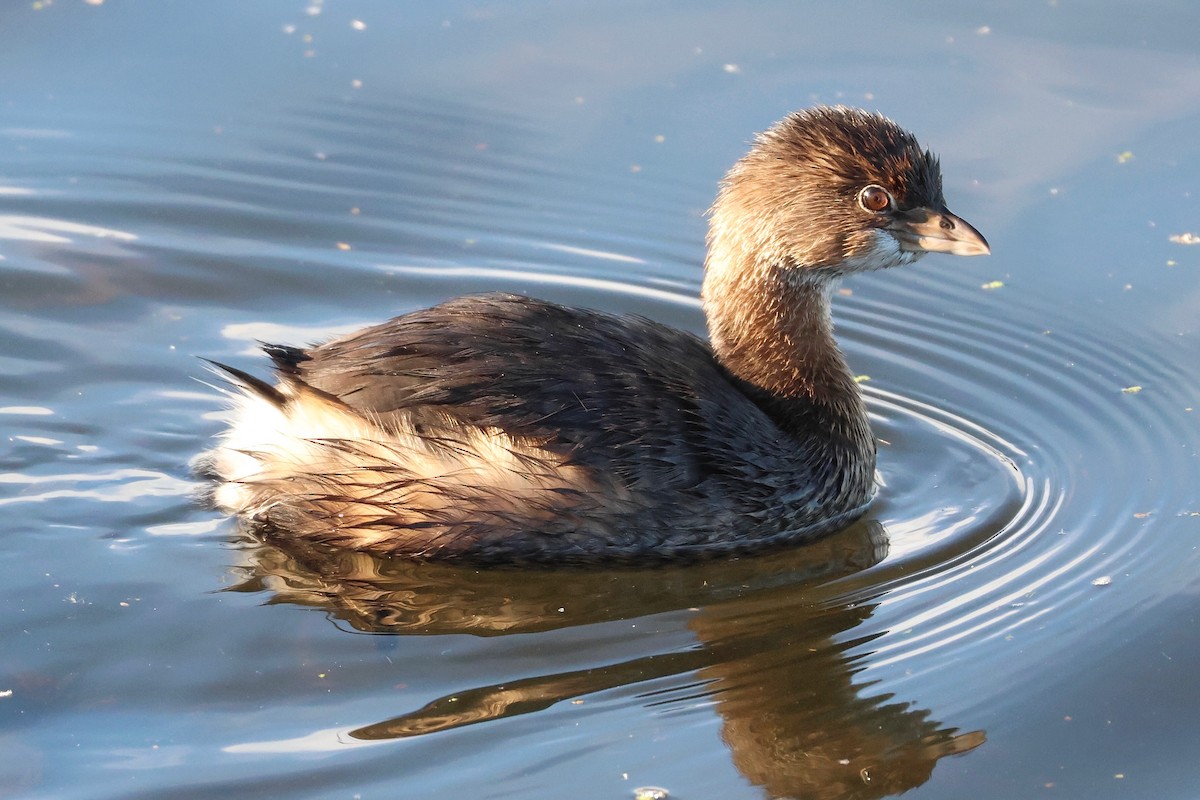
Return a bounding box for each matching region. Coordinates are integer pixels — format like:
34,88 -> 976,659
702,252 -> 868,443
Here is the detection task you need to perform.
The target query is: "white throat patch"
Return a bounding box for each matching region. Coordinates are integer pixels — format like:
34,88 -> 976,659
840,230 -> 923,273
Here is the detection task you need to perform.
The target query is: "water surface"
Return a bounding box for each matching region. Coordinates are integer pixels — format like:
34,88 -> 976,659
2,2 -> 1199,798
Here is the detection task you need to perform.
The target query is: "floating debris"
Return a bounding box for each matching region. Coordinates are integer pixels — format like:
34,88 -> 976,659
1169,232 -> 1200,245
1092,576 -> 1112,587
634,788 -> 669,800
1121,385 -> 1143,394
853,374 -> 871,384
981,280 -> 1005,290
1116,151 -> 1134,164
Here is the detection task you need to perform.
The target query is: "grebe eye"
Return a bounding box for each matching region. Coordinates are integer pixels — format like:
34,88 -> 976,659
858,185 -> 892,213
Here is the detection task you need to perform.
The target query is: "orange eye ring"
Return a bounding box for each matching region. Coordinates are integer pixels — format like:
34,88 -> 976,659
858,185 -> 892,213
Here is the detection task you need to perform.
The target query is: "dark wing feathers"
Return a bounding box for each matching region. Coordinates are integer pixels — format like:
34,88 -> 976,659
202,358 -> 288,408
262,343 -> 311,377
278,293 -> 763,481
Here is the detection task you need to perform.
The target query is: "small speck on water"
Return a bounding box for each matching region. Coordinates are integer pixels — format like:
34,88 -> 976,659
981,280 -> 1005,290
1092,576 -> 1112,587
1121,385 -> 1143,394
1117,150 -> 1134,164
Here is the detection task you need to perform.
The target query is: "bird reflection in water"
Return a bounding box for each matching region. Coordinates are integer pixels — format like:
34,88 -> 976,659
225,521 -> 983,799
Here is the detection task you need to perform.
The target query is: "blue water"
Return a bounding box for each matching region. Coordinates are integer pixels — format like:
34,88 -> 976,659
2,2 -> 1199,798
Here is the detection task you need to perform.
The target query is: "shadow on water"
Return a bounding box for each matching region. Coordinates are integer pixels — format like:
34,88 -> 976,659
225,521 -> 984,799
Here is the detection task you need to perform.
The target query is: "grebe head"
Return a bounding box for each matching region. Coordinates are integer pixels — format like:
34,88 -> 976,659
705,106 -> 989,286
701,106 -> 989,404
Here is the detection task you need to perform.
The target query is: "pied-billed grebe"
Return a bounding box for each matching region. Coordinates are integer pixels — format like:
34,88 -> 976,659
200,106 -> 988,564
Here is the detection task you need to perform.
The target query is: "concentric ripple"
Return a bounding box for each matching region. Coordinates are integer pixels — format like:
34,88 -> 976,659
824,267 -> 1200,687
